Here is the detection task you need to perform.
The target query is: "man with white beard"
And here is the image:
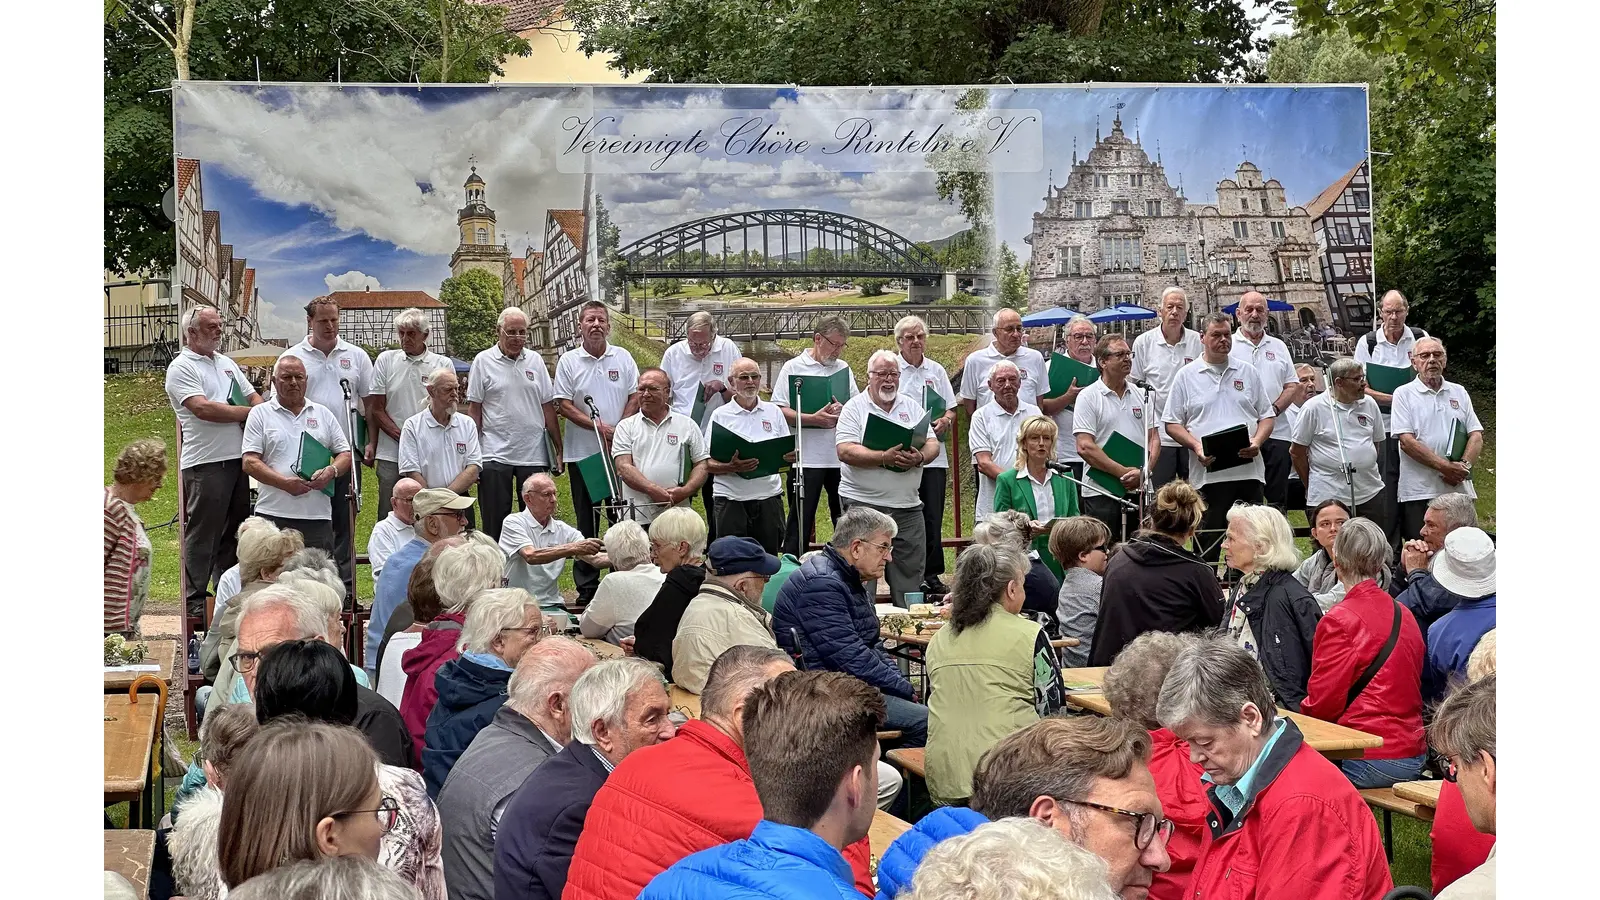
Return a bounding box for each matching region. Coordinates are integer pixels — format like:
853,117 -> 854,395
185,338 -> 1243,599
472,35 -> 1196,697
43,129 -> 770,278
1230,291 -> 1299,512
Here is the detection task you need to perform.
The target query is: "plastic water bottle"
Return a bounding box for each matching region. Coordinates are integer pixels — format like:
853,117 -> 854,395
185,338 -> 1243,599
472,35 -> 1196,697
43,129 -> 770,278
187,636 -> 200,675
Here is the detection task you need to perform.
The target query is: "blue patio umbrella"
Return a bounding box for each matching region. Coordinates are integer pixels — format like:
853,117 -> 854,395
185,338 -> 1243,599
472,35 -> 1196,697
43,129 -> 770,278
1222,298 -> 1294,313
1088,304 -> 1158,323
1020,306 -> 1081,327
450,357 -> 472,374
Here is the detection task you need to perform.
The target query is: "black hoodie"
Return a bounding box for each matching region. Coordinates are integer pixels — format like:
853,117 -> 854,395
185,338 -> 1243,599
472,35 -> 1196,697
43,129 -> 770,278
1088,534 -> 1225,666
632,563 -> 707,674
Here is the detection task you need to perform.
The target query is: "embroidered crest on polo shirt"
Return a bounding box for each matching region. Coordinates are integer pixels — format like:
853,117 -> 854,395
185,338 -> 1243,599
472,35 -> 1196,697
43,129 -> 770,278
667,433 -> 679,446
608,369 -> 619,382
712,363 -> 724,376
1450,399 -> 1460,409
1184,357 -> 1194,363
306,417 -> 318,428
340,358 -> 352,370
525,369 -> 537,381
456,442 -> 467,455
898,411 -> 910,422
1357,414 -> 1370,427
1266,351 -> 1276,361
1132,407 -> 1143,419
1233,380 -> 1244,391
762,420 -> 773,433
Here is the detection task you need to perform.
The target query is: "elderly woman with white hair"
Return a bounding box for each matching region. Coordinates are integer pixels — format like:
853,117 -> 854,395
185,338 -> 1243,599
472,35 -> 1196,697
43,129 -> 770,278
1218,504 -> 1322,709
421,587 -> 544,797
903,817 -> 1118,900
579,520 -> 665,644
1301,517 -> 1428,788
633,507 -> 710,671
972,510 -> 1061,637
1156,638 -> 1392,899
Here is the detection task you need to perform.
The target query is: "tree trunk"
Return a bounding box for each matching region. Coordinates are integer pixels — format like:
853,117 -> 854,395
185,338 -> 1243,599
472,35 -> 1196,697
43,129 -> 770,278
439,0 -> 450,80
175,0 -> 196,79
1063,0 -> 1106,36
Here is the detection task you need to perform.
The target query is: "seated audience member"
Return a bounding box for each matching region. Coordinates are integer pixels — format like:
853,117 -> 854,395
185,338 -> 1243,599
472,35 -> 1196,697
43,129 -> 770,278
1301,518 -> 1428,787
632,507 -> 709,672
579,520 -> 664,644
1292,500 -> 1360,612
104,437 -> 167,635
1430,673 -> 1497,900
277,561 -> 366,688
253,639 -> 444,898
495,659 -> 678,900
170,704 -> 261,900
875,716 -> 1173,900
438,637 -> 597,900
774,507 -> 929,747
639,671 -> 883,900
202,521 -> 305,711
971,510 -> 1061,636
369,487 -> 477,681
991,414 -> 1079,582
1421,527 -> 1496,703
1157,639 -> 1391,898
378,538 -> 459,705
1089,481 -> 1223,667
229,855 -> 420,900
1219,504 -> 1322,709
1393,492 -> 1479,609
1049,516 -> 1112,666
500,473 -> 607,626
903,818 -> 1119,900
926,544 -> 1065,806
1431,632 -> 1497,896
401,536 -> 506,752
423,588 -> 545,797
565,646 -> 881,900
104,873 -> 139,900
1102,632 -> 1206,900
217,719 -> 387,890
672,537 -> 783,693
209,516 -> 271,637
369,478 -> 425,581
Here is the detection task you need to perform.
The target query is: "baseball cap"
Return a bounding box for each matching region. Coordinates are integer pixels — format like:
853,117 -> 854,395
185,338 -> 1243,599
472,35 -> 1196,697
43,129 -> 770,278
413,488 -> 477,518
707,536 -> 781,577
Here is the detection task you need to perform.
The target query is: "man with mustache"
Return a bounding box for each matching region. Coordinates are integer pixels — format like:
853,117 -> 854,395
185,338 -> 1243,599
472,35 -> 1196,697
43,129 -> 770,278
703,358 -> 794,556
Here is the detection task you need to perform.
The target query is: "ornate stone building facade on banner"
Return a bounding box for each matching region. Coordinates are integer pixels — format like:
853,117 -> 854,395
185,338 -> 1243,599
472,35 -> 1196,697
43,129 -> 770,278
1025,114 -> 1325,327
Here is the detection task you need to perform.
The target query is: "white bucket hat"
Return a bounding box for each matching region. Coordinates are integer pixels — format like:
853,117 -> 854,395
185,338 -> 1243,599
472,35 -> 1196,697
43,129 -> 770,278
1433,527 -> 1495,598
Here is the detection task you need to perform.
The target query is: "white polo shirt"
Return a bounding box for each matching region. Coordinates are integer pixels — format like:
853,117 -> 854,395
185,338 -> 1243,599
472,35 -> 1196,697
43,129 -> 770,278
897,355 -> 956,468
1282,403 -> 1305,481
366,512 -> 412,580
1290,392 -> 1386,506
370,349 -> 452,462
242,398 -> 351,520
611,410 -> 710,524
1131,327 -> 1203,448
500,510 -> 584,612
1229,331 -> 1296,440
1047,354 -> 1097,463
1390,378 -> 1482,502
553,343 -> 640,462
661,336 -> 741,430
1354,326 -> 1428,428
398,410 -> 482,490
704,399 -> 789,502
468,346 -> 555,466
1162,358 -> 1275,490
771,350 -> 858,469
165,348 -> 255,469
280,338 -> 373,445
969,400 -> 1041,520
959,343 -> 1048,410
1073,379 -> 1152,501
835,391 -> 928,510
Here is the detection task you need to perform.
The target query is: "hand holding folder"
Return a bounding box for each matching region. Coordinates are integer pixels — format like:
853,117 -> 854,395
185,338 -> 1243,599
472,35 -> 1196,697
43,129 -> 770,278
710,423 -> 795,479
793,369 -> 852,416
1087,432 -> 1145,498
1364,362 -> 1415,397
862,412 -> 931,473
1043,353 -> 1098,400
294,432 -> 338,498
1199,425 -> 1254,472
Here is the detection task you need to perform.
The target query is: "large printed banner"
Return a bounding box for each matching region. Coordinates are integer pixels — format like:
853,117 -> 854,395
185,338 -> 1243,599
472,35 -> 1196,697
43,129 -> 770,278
173,83 -> 1370,349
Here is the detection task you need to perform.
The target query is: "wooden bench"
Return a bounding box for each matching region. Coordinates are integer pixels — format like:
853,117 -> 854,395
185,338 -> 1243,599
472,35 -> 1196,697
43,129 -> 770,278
885,747 -> 926,779
1360,787 -> 1434,861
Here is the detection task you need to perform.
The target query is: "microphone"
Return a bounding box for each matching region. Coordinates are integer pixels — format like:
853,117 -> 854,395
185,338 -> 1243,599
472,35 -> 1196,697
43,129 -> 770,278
1130,378 -> 1155,393
1044,460 -> 1077,475
339,377 -> 352,398
583,394 -> 600,415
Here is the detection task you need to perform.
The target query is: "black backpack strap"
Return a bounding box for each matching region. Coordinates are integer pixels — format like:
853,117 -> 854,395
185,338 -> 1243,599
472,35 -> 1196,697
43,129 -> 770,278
1345,601 -> 1403,710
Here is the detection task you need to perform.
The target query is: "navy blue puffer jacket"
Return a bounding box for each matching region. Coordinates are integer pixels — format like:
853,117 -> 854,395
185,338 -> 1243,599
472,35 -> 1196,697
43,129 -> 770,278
772,546 -> 913,700
421,655 -> 510,797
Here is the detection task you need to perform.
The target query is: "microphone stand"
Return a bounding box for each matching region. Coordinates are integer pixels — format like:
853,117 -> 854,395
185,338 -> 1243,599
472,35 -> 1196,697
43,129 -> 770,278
585,396 -> 625,527
1048,463 -> 1138,545
340,378 -> 361,612
1135,379 -> 1156,528
791,374 -> 806,556
1327,391 -> 1359,509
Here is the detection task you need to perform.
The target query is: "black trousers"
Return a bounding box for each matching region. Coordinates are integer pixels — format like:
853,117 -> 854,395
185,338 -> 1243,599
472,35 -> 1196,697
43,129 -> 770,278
918,467 -> 949,579
1287,477 -> 1307,515
714,494 -> 786,556
1083,494 -> 1140,546
701,479 -> 719,544
782,467 -> 842,557
1399,499 -> 1431,542
1197,479 -> 1266,564
1378,437 -> 1403,546
260,514 -> 336,557
1151,446 -> 1189,490
331,472 -> 356,605
1263,440 -> 1292,513
480,462 -> 548,543
569,465 -> 614,602
181,459 -> 252,620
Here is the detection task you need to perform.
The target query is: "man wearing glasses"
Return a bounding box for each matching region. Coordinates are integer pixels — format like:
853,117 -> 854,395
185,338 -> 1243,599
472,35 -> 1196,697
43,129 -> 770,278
241,355 -> 352,556
959,307 -> 1049,415
1050,316 -> 1099,479
1074,335 -> 1160,541
1132,287 -> 1203,491
1389,337 -> 1483,543
365,487 -> 477,680
501,473 -> 608,627
367,308 -> 452,521
895,316 -> 958,598
661,310 -> 741,541
772,315 -> 859,556
611,368 -> 711,528
469,306 -> 565,543
1231,291 -> 1301,513
704,358 -> 794,555
1289,356 -> 1388,531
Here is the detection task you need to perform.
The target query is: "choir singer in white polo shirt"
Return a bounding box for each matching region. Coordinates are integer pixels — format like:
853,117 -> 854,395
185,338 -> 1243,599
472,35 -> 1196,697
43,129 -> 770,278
1390,337 -> 1483,542
660,310 -> 740,541
399,366 -> 482,526
365,308 -> 451,522
1230,291 -> 1300,514
835,350 -> 940,608
468,307 -> 564,542
703,358 -> 794,555
1073,334 -> 1160,542
894,316 -> 957,598
241,355 -> 352,554
1131,287 -> 1202,490
611,367 -> 710,527
1290,356 -> 1388,530
968,360 -> 1040,524
772,314 -> 858,556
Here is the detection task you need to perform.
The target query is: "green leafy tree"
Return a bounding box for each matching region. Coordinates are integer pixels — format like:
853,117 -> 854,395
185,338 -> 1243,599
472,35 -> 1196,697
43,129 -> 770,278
997,243 -> 1027,310
594,194 -> 626,302
857,279 -> 888,297
1286,0 -> 1494,83
440,268 -> 504,357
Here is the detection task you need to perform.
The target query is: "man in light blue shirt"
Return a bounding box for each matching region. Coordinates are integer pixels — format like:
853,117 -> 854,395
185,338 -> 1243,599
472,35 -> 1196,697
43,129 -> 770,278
365,487 -> 474,679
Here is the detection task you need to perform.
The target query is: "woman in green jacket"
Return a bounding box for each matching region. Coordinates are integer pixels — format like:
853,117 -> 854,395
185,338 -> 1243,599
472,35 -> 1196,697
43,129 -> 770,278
993,414 -> 1079,581
924,543 -> 1066,806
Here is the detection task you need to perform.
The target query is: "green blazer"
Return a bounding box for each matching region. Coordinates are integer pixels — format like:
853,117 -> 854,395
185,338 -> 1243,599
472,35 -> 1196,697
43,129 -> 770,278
992,468 -> 1078,580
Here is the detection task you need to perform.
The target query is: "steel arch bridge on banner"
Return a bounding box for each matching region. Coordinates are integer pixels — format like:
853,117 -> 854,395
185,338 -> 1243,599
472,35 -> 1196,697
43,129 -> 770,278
618,209 -> 945,279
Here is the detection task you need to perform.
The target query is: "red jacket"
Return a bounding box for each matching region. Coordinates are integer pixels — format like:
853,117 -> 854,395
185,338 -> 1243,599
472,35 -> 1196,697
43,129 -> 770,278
561,718 -> 874,900
398,613 -> 465,758
1189,720 -> 1391,900
1146,728 -> 1207,900
1300,579 -> 1427,760
1430,780 -> 1495,894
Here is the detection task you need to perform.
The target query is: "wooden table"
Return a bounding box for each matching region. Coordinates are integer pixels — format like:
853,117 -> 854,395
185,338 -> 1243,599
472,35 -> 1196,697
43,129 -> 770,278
670,685 -> 702,718
1058,667 -> 1384,760
869,808 -> 912,858
1393,780 -> 1442,809
104,684 -> 164,828
577,636 -> 626,659
105,830 -> 155,899
882,628 -> 1079,649
104,640 -> 176,692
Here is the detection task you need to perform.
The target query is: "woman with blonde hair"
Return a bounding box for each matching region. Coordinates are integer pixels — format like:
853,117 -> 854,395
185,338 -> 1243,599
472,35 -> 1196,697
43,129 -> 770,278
1220,504 -> 1323,708
579,520 -> 664,644
633,507 -> 710,671
105,438 -> 168,635
201,520 -> 306,707
1088,481 -> 1224,666
992,414 -> 1078,580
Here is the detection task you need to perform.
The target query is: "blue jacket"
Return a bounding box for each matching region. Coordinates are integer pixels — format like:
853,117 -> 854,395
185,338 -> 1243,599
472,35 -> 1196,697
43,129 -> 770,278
1394,571 -> 1468,634
1424,594 -> 1496,703
773,546 -> 913,700
640,820 -> 861,900
494,741 -> 610,900
367,536 -> 427,678
422,655 -> 511,798
873,807 -> 988,900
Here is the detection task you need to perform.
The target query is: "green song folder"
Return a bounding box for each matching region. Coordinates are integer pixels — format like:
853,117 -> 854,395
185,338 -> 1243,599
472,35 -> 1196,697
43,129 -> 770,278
709,423 -> 795,479
1087,431 -> 1144,498
862,412 -> 931,473
792,369 -> 853,416
1044,353 -> 1099,400
294,432 -> 337,498
573,452 -> 614,502
1365,362 -> 1415,396
227,376 -> 249,407
690,387 -> 708,426
1447,419 -> 1469,463
922,384 -> 947,421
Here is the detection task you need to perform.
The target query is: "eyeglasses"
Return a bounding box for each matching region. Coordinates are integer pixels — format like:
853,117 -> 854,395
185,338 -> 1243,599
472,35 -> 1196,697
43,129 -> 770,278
1062,799 -> 1174,850
817,333 -> 846,351
332,795 -> 401,834
1443,758 -> 1460,783
228,649 -> 263,674
861,539 -> 894,554
638,384 -> 669,394
1092,544 -> 1110,554
502,624 -> 551,637
502,329 -> 529,337
733,373 -> 762,382
1101,350 -> 1131,360
430,509 -> 468,521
